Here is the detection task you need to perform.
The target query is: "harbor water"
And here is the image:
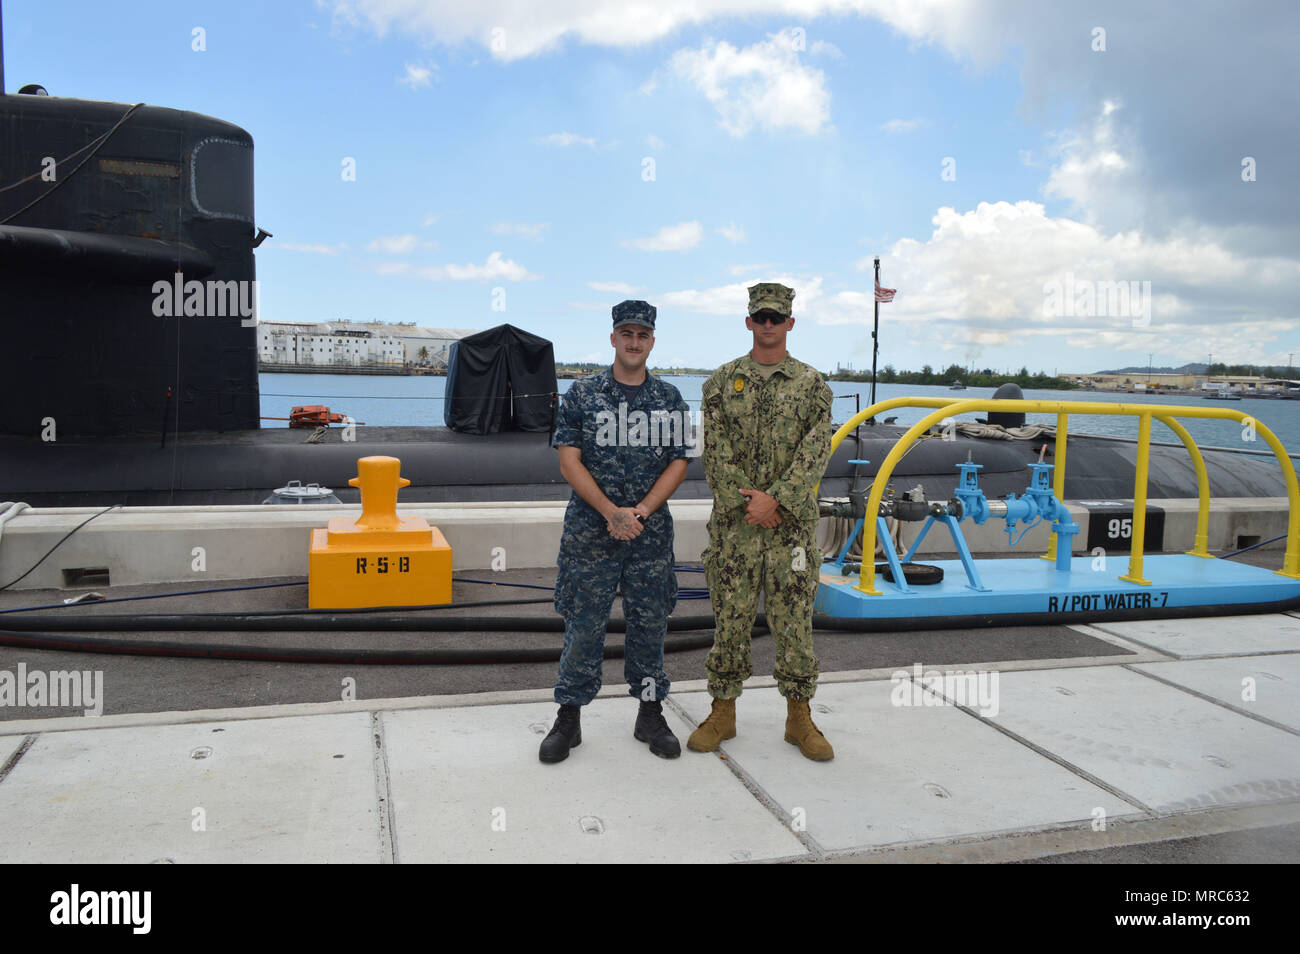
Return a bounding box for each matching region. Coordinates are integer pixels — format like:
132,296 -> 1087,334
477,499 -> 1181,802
259,373 -> 1300,455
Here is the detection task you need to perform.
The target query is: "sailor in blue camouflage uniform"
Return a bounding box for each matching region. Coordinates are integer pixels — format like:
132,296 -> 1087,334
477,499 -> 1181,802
539,300 -> 691,763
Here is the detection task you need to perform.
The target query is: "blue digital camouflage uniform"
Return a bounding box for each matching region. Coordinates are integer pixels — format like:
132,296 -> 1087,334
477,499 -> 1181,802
552,367 -> 691,706
700,352 -> 833,701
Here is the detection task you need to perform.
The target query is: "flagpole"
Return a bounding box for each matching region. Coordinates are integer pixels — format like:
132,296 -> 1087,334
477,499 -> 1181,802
870,256 -> 880,419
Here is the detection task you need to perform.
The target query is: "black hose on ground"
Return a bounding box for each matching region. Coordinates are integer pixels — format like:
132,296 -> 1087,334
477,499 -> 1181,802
0,596 -> 557,618
0,582 -> 710,615
0,612 -> 721,632
0,625 -> 769,665
6,593 -> 1298,661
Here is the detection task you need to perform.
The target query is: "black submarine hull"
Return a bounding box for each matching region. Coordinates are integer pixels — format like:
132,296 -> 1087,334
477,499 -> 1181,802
0,422 -> 1291,508
1,95 -> 260,439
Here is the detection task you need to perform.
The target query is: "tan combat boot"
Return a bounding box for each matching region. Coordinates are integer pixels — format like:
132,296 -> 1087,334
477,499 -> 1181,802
686,697 -> 736,752
785,699 -> 834,761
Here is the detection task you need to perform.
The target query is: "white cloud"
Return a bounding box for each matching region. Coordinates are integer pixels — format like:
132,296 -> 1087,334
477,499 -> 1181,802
717,222 -> 746,243
810,40 -> 843,58
487,222 -> 548,239
1042,100 -> 1133,227
588,281 -> 643,294
324,2 -> 1299,246
669,30 -> 831,137
538,131 -> 596,147
373,252 -> 538,281
646,133 -> 665,150
323,1 -> 962,64
728,263 -> 777,276
821,200 -> 1300,364
881,118 -> 924,134
660,276 -> 823,315
621,221 -> 703,252
278,242 -> 348,255
398,62 -> 437,88
422,214 -> 440,226
366,234 -> 438,254
658,281 -> 751,315
428,251 -> 537,281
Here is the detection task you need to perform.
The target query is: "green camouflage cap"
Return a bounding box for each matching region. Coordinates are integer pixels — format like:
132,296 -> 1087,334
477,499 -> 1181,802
748,282 -> 794,317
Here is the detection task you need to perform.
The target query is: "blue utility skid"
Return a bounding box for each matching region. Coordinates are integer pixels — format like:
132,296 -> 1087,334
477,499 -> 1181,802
816,554 -> 1300,620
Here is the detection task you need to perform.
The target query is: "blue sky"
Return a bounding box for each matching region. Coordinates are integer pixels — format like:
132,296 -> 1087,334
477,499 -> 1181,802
5,1 -> 1297,374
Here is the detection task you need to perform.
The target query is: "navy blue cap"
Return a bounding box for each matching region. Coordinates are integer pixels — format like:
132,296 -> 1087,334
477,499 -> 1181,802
612,300 -> 656,330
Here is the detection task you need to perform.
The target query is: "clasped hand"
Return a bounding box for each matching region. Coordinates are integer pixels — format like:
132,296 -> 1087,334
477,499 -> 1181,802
740,489 -> 782,528
606,505 -> 649,541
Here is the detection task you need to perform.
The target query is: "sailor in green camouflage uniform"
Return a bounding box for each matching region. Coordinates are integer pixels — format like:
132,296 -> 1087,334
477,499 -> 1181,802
688,282 -> 836,761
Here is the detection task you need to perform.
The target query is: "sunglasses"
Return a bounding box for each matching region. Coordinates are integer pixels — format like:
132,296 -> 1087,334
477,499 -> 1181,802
750,312 -> 788,325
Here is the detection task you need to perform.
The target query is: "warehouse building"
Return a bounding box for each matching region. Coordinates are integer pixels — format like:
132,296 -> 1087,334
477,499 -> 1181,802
257,321 -> 478,370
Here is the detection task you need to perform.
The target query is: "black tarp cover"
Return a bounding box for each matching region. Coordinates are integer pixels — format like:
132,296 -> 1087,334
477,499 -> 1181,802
443,324 -> 558,433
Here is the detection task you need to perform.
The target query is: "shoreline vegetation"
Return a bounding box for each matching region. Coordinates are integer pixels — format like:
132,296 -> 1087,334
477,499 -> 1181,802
258,362 -> 1084,389
260,360 -> 1296,394
826,365 -> 1077,390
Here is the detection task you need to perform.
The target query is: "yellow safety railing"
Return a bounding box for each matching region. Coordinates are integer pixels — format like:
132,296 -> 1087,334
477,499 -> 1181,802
829,398 -> 1300,594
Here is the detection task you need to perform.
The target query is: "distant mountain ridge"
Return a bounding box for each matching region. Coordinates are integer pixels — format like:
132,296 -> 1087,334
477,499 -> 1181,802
1098,363 -> 1296,377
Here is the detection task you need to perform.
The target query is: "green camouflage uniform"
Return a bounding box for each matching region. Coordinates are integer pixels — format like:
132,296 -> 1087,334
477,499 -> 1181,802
700,351 -> 833,701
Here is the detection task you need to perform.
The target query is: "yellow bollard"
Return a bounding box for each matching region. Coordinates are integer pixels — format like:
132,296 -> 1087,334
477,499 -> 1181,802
307,456 -> 452,609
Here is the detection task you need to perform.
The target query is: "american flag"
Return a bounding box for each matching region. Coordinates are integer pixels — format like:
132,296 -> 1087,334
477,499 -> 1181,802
875,280 -> 896,303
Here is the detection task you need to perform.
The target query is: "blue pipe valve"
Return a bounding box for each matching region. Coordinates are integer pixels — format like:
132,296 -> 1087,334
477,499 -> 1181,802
953,461 -> 989,524
1001,463 -> 1059,540
1021,463 -> 1074,528
1007,462 -> 1081,567
1024,462 -> 1065,521
1029,463 -> 1081,568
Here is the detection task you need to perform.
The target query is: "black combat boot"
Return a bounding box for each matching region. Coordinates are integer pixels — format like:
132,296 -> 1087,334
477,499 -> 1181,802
634,699 -> 681,759
538,704 -> 582,763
